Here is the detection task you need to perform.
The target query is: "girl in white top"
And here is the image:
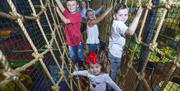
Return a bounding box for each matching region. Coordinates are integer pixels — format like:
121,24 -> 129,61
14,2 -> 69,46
79,0 -> 103,33
86,6 -> 112,52
72,49 -> 121,91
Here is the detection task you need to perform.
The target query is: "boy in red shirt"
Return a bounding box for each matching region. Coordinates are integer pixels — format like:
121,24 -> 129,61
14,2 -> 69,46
56,0 -> 84,65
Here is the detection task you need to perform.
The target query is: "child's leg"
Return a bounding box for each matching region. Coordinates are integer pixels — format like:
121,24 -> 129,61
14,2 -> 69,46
77,42 -> 85,69
87,44 -> 98,52
77,42 -> 84,61
87,44 -> 92,51
108,52 -> 121,82
68,45 -> 78,64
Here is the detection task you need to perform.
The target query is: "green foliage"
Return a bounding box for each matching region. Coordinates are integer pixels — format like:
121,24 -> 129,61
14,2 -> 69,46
125,38 -> 176,63
9,59 -> 41,68
149,47 -> 176,62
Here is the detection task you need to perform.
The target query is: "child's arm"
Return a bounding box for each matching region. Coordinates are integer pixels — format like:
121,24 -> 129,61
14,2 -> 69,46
88,6 -> 112,26
125,7 -> 143,36
56,6 -> 71,24
55,0 -> 65,12
105,75 -> 121,91
72,70 -> 89,77
94,5 -> 103,15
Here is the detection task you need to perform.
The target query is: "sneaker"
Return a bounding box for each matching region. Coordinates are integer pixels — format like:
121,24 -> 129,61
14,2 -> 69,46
74,64 -> 79,71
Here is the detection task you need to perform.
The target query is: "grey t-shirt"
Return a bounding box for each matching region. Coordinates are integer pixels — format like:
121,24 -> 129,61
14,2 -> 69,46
109,20 -> 128,58
73,70 -> 121,91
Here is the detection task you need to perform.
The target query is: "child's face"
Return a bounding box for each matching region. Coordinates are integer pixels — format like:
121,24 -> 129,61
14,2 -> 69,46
81,1 -> 86,8
89,63 -> 102,75
87,11 -> 95,20
66,1 -> 78,13
114,8 -> 129,23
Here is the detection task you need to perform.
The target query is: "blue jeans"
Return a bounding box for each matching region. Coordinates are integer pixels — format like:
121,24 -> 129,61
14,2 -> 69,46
87,44 -> 99,52
68,42 -> 84,64
108,52 -> 121,82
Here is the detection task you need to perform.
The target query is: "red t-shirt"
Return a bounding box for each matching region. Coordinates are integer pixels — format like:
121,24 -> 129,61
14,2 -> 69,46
63,9 -> 82,46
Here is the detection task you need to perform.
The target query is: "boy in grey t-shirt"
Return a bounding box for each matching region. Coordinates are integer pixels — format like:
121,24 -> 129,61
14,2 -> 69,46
108,3 -> 143,82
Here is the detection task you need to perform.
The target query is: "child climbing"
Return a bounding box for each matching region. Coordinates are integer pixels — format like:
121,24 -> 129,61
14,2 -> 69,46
108,3 -> 143,81
79,0 -> 104,43
79,0 -> 103,20
55,0 -> 84,65
72,49 -> 121,91
86,6 -> 112,52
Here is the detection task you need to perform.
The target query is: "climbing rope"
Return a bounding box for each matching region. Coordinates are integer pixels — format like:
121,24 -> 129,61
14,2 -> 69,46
160,47 -> 179,91
120,0 -> 179,91
0,50 -> 29,91
0,50 -> 19,85
0,0 -> 81,90
137,0 -> 152,44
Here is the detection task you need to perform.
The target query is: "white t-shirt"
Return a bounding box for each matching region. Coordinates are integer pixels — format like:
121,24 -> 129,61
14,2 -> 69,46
86,24 -> 100,44
73,70 -> 121,91
108,20 -> 128,58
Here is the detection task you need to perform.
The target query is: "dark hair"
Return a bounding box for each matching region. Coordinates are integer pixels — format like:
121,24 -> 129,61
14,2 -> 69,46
86,9 -> 94,15
96,49 -> 110,73
86,9 -> 95,18
114,3 -> 128,14
80,0 -> 89,9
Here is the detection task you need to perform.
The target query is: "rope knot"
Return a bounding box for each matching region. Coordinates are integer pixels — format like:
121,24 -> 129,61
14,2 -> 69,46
45,45 -> 52,50
135,34 -> 141,44
32,52 -> 44,59
58,69 -> 64,76
51,85 -> 60,91
149,42 -> 157,51
137,38 -> 141,44
146,1 -> 153,10
32,14 -> 39,20
175,56 -> 180,68
51,32 -> 56,38
9,12 -> 24,22
62,44 -> 67,49
3,70 -> 20,80
136,3 -> 141,8
41,6 -> 47,11
165,0 -> 172,9
176,61 -> 180,68
140,72 -> 145,79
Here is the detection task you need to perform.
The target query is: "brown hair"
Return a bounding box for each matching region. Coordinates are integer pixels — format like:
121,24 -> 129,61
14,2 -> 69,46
86,9 -> 95,19
96,48 -> 110,73
114,3 -> 128,14
80,0 -> 89,9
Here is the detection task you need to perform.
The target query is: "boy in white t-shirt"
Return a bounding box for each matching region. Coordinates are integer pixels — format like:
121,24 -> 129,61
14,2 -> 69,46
108,3 -> 143,81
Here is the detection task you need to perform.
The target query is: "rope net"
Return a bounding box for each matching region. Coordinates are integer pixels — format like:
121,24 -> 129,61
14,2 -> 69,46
0,0 -> 179,91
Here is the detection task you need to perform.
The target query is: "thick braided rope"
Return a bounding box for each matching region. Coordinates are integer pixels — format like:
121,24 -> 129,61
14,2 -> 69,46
137,0 -> 152,44
0,50 -> 20,84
